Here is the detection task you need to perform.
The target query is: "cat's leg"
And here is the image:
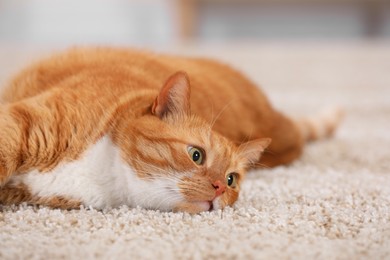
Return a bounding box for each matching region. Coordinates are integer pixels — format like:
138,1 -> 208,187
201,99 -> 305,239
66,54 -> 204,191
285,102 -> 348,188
0,86 -> 120,210
0,88 -> 113,187
258,111 -> 304,168
258,108 -> 343,167
0,109 -> 23,185
0,182 -> 82,209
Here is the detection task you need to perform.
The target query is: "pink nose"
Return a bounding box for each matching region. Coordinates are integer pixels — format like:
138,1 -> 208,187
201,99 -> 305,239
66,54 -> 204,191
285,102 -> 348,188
212,180 -> 226,197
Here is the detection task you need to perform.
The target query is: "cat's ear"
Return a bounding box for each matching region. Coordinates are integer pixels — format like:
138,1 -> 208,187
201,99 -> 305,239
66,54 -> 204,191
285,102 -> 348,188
151,71 -> 191,120
238,138 -> 271,166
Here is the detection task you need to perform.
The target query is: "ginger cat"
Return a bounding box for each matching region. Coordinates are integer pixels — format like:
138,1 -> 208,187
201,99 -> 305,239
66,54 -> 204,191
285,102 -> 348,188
0,48 -> 341,213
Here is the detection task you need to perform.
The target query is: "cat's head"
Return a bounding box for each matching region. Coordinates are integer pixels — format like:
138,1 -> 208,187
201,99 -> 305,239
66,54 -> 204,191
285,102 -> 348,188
124,72 -> 270,213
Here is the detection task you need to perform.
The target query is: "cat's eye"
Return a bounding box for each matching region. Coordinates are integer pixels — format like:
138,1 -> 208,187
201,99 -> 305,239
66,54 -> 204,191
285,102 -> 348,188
226,173 -> 238,188
187,146 -> 204,165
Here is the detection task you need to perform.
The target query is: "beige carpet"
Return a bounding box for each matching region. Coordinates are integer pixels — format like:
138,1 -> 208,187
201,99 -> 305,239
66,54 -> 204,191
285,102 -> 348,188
0,42 -> 389,259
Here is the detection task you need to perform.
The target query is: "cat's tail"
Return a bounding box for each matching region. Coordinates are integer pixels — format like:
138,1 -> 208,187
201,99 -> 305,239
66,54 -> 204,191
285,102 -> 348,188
296,107 -> 344,142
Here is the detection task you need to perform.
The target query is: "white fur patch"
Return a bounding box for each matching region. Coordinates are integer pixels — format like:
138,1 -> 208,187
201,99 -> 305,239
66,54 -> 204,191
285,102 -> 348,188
10,136 -> 183,210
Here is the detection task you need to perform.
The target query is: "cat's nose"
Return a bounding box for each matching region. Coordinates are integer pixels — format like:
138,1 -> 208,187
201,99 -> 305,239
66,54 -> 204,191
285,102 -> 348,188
212,180 -> 226,197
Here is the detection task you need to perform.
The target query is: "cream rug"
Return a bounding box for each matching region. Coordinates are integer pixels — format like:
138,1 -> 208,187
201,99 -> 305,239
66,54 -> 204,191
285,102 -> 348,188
0,42 -> 389,259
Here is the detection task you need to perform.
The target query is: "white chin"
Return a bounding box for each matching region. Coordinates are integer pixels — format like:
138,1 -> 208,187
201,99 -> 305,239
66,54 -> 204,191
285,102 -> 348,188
211,197 -> 221,211
193,201 -> 212,212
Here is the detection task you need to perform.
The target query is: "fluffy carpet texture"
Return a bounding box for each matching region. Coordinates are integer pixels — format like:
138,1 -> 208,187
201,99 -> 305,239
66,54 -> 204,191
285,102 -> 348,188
0,43 -> 389,259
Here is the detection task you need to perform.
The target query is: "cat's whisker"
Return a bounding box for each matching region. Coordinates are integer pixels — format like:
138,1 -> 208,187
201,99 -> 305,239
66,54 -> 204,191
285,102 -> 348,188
242,127 -> 255,144
209,99 -> 215,129
129,157 -> 176,176
125,173 -> 182,193
136,175 -> 182,186
154,193 -> 182,210
263,149 -> 277,156
207,99 -> 236,138
134,159 -> 176,176
133,188 -> 182,210
129,157 -> 195,182
120,169 -> 190,210
252,162 -> 271,170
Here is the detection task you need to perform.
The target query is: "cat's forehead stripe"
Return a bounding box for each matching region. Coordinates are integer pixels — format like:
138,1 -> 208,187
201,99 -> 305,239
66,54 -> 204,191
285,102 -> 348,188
205,137 -> 233,170
136,131 -> 188,146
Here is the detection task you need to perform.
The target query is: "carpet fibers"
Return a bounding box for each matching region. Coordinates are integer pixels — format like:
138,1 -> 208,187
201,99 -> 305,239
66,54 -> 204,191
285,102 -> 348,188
0,43 -> 389,259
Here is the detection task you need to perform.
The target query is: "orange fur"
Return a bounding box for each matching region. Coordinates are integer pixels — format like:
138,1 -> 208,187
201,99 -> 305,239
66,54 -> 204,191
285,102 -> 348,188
0,183 -> 81,209
0,47 -> 340,213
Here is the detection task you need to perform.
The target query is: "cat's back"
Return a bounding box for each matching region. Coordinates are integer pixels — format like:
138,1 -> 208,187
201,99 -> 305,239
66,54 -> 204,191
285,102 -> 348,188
1,47 -> 263,105
1,48 -> 175,102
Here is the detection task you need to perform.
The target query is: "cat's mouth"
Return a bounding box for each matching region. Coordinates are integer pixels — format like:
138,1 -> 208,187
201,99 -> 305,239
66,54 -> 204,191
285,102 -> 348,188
208,201 -> 214,211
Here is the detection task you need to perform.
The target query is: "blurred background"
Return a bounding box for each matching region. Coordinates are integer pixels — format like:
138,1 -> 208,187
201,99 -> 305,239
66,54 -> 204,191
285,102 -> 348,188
0,0 -> 389,47
0,0 -> 389,113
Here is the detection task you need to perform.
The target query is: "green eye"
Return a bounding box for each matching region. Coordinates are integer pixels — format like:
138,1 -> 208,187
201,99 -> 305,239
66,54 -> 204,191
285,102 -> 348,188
188,147 -> 204,165
226,173 -> 238,188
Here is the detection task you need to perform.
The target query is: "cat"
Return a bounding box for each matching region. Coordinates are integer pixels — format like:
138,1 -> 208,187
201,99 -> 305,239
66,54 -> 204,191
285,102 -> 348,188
0,47 -> 342,213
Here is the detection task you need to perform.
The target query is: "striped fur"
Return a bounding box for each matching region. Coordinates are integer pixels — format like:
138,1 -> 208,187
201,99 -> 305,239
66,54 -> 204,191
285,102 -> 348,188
0,48 -> 340,213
